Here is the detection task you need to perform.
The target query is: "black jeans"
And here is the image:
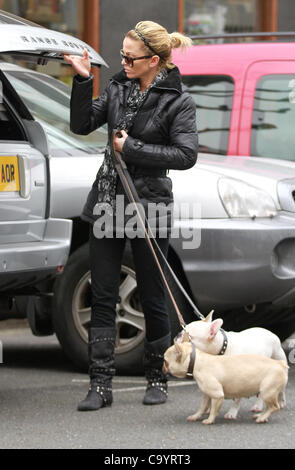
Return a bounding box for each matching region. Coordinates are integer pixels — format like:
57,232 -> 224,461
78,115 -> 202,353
89,228 -> 171,342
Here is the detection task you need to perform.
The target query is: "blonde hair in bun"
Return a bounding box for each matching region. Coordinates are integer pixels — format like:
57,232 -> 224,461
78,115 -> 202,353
169,31 -> 192,50
126,20 -> 192,70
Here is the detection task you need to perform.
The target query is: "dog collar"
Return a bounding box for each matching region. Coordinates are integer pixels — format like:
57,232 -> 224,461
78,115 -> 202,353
186,342 -> 196,380
218,328 -> 228,355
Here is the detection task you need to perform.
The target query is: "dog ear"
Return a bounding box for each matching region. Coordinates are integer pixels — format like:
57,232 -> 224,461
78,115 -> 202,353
208,318 -> 223,340
174,342 -> 183,362
204,310 -> 214,323
181,331 -> 191,343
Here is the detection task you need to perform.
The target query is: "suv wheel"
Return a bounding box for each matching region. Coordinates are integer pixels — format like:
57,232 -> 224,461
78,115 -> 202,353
52,242 -> 191,374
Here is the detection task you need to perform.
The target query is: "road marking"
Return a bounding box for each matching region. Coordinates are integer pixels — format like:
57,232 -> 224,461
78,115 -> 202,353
72,379 -> 146,384
72,378 -> 197,393
113,382 -> 197,393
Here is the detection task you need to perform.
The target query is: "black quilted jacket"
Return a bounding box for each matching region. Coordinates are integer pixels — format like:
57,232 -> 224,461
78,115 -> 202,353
70,66 -> 198,229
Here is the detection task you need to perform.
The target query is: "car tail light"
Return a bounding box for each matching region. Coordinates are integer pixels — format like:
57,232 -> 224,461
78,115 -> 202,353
56,266 -> 64,274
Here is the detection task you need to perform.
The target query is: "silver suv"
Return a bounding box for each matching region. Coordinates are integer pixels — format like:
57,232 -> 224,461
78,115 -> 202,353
1,11 -> 295,374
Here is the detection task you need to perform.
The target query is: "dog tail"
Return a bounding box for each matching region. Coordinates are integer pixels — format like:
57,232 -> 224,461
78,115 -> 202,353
278,360 -> 289,370
272,339 -> 288,364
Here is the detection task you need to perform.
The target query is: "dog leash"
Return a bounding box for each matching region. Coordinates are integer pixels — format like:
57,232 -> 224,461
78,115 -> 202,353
111,130 -> 205,328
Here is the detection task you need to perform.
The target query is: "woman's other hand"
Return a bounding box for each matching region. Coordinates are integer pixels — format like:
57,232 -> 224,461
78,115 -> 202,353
63,48 -> 91,78
114,130 -> 128,153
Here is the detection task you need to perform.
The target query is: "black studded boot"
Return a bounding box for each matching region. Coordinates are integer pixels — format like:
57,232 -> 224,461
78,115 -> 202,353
142,333 -> 171,405
77,327 -> 116,411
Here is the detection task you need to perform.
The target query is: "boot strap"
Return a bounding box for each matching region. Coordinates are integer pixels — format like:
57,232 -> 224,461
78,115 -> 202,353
89,336 -> 116,345
146,381 -> 168,396
89,384 -> 112,404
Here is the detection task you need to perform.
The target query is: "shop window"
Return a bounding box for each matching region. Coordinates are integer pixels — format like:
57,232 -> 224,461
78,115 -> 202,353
182,0 -> 256,37
0,0 -> 83,84
182,75 -> 234,155
251,74 -> 295,161
0,0 -> 81,37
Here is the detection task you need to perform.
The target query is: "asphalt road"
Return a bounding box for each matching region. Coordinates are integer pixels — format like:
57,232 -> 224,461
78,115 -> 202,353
0,320 -> 294,451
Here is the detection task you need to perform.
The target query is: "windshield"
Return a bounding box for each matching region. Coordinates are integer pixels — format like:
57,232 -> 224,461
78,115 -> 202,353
4,69 -> 107,156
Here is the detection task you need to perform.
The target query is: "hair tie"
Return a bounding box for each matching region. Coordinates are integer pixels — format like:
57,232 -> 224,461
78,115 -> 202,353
134,28 -> 159,56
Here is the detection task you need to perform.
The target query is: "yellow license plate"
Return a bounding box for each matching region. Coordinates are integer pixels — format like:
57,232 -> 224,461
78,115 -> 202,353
0,156 -> 20,192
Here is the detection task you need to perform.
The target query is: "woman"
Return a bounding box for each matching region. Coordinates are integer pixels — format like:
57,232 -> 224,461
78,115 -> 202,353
65,20 -> 198,411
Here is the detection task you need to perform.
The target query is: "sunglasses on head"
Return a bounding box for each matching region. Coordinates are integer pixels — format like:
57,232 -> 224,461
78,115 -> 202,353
120,49 -> 153,68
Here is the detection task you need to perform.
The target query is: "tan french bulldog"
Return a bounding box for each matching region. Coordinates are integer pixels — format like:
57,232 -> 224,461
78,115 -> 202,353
176,311 -> 287,419
163,341 -> 288,425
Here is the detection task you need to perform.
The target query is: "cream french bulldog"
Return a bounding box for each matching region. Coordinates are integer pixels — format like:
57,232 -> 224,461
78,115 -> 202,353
176,311 -> 287,419
163,342 -> 288,425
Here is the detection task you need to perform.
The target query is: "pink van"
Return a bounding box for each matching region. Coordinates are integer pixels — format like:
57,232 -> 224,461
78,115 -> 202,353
173,41 -> 295,161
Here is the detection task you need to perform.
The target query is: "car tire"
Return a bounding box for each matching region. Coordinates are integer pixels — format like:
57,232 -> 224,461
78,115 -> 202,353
268,319 -> 295,342
52,241 -> 192,374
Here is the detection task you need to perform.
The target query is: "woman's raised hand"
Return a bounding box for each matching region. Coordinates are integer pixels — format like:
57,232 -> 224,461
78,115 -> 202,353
63,48 -> 91,78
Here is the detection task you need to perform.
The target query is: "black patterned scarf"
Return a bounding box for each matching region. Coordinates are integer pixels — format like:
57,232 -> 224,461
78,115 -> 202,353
94,68 -> 168,214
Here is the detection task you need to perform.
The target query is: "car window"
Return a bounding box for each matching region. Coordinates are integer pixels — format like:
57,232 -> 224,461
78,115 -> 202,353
0,99 -> 26,141
251,74 -> 295,161
3,70 -> 107,156
181,75 -> 234,155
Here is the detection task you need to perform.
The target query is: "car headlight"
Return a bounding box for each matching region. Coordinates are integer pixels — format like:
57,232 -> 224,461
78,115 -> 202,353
218,177 -> 278,218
